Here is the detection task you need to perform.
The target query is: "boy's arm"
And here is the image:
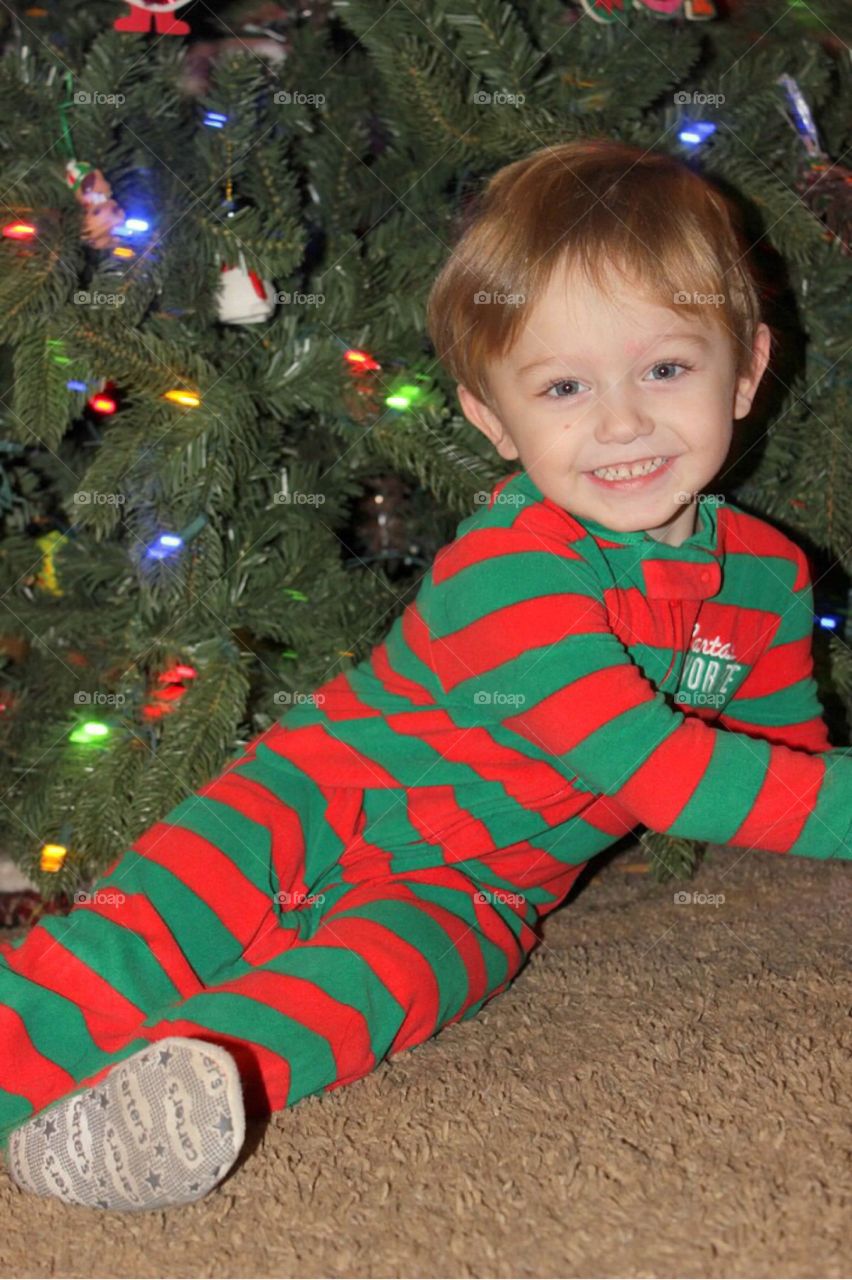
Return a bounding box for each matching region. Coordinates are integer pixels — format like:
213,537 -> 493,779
430,529 -> 851,861
716,542 -> 833,752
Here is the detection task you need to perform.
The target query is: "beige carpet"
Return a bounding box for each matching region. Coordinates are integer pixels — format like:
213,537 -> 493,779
0,840 -> 849,1279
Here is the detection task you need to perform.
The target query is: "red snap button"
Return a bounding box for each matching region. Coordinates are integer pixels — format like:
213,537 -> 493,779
700,569 -> 712,582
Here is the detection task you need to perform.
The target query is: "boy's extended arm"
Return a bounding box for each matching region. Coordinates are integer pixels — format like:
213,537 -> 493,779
715,542 -> 832,753
430,529 -> 851,861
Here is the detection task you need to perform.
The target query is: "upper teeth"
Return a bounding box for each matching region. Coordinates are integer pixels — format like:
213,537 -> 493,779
592,456 -> 667,481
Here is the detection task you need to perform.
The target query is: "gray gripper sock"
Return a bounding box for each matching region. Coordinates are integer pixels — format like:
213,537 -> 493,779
7,1036 -> 246,1211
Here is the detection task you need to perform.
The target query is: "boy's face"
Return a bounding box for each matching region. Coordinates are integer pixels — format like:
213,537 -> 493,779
457,263 -> 771,546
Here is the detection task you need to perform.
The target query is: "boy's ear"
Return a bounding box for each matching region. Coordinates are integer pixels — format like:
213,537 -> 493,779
733,323 -> 772,420
457,383 -> 520,461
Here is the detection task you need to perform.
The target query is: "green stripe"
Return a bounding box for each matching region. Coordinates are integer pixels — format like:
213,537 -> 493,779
434,550 -> 600,634
668,733 -> 766,841
394,879 -> 512,986
101,857 -> 246,978
443,631 -> 624,744
731,680 -> 824,727
381,606 -> 446,698
161,794 -> 273,892
329,897 -> 470,1029
554,697 -> 677,796
0,1085 -> 34,1145
153,992 -> 339,1105
772,584 -> 814,645
33,909 -> 182,1012
233,748 -> 348,888
0,958 -> 102,1072
792,760 -> 852,860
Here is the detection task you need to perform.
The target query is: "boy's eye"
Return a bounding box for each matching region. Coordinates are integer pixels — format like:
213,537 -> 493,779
645,361 -> 693,382
542,378 -> 586,399
540,359 -> 694,399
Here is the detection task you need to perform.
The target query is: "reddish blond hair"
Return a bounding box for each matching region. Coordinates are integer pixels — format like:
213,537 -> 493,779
426,138 -> 764,408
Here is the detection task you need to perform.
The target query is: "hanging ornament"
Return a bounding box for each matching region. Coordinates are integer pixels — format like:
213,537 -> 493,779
65,160 -> 127,251
212,139 -> 277,323
778,73 -> 852,255
339,471 -> 429,581
216,251 -> 277,324
579,0 -> 716,22
27,530 -> 67,597
777,73 -> 822,159
114,0 -> 192,36
796,162 -> 852,255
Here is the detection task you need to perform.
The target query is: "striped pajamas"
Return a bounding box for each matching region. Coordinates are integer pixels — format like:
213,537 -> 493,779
1,469 -> 849,1150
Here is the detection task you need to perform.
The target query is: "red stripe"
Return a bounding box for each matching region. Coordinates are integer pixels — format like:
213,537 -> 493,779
133,823 -> 274,947
507,665 -> 653,755
353,700 -> 565,795
403,864 -> 538,965
473,839 -> 588,901
318,785 -> 400,880
199,772 -> 311,903
722,505 -> 801,572
312,908 -> 441,1054
3,920 -> 146,1051
431,526 -> 584,587
733,636 -> 812,699
720,713 -> 830,753
433,590 -> 606,691
85,894 -> 204,1002
401,783 -> 501,865
616,719 -> 714,830
213,968 -> 374,1091
0,1005 -> 76,1110
548,790 -> 638,836
370,637 -> 434,706
266,724 -> 401,787
400,603 -> 440,687
476,837 -> 587,896
513,500 -> 587,551
317,880 -> 488,1039
730,750 -> 824,853
312,671 -> 382,720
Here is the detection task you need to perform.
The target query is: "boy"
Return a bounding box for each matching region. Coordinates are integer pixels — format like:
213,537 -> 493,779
1,139 -> 849,1212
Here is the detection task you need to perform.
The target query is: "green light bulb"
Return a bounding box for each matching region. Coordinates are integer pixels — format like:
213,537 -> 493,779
70,721 -> 111,744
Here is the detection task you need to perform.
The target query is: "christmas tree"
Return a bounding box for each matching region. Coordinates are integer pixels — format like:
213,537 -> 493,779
0,0 -> 849,912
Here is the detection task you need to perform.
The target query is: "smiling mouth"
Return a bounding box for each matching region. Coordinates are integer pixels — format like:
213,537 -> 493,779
589,455 -> 670,481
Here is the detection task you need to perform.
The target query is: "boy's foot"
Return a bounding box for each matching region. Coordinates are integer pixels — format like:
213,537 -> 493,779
7,1036 -> 245,1211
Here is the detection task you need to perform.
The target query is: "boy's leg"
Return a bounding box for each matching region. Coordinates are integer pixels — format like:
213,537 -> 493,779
0,732 -> 343,1150
121,862 -> 544,1116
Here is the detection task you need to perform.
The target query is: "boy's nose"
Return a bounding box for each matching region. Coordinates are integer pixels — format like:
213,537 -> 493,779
592,395 -> 656,444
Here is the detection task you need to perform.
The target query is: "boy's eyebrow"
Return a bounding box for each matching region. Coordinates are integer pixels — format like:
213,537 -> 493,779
517,332 -> 712,376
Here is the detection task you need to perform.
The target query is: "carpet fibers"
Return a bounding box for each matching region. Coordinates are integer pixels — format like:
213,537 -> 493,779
1,841 -> 849,1279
